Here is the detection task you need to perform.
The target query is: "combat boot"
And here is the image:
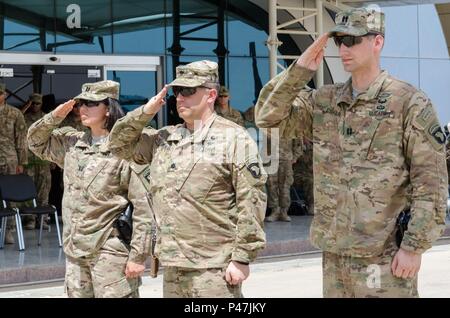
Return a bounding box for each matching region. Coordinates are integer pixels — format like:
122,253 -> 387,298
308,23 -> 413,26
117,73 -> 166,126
279,207 -> 291,222
23,217 -> 36,230
265,207 -> 281,222
5,229 -> 15,244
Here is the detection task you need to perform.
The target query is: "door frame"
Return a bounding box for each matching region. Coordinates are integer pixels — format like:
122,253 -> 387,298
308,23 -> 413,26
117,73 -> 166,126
0,52 -> 165,127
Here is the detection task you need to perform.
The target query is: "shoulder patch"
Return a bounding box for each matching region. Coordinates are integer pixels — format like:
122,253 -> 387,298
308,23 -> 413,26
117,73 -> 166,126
413,105 -> 445,151
246,162 -> 262,179
428,124 -> 446,146
415,107 -> 434,130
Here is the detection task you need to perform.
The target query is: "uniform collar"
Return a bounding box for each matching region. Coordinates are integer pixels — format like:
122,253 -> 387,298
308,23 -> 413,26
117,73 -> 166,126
167,112 -> 218,144
337,70 -> 389,108
74,131 -> 110,154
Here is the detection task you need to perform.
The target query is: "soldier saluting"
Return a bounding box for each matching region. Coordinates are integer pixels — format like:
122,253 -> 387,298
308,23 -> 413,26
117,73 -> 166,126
108,60 -> 267,298
255,7 -> 447,297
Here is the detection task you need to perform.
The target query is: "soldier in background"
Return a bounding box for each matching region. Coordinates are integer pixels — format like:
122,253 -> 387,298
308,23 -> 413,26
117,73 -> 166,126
445,123 -> 450,186
243,105 -> 256,128
256,8 -> 447,297
22,93 -> 52,230
293,136 -> 314,215
264,131 -> 302,222
28,81 -> 152,298
109,60 -> 266,298
215,86 -> 245,126
0,83 -> 28,244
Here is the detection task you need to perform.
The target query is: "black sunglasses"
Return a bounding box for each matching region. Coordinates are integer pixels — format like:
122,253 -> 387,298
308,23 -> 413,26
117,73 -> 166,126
76,99 -> 108,108
332,33 -> 377,48
172,86 -> 209,97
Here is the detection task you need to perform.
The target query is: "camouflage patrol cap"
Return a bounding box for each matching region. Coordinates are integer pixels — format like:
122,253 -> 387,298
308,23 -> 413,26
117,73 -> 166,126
0,83 -> 5,93
219,86 -> 229,97
330,7 -> 385,37
30,93 -> 42,104
74,80 -> 119,101
168,60 -> 219,88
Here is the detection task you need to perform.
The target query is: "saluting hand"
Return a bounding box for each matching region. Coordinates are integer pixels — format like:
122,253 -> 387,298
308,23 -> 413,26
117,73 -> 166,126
296,33 -> 330,71
52,99 -> 76,119
143,85 -> 168,115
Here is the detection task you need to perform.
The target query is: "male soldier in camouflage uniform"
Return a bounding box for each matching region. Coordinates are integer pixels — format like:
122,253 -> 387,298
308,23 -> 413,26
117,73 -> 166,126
215,86 -> 245,126
22,93 -> 52,230
0,83 -> 28,244
293,136 -> 314,215
263,131 -> 302,222
28,81 -> 152,298
255,8 -> 447,297
109,60 -> 267,298
243,105 -> 255,128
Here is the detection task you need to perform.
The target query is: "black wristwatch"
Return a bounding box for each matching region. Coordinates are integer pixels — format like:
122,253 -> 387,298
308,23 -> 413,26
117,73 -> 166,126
234,260 -> 249,265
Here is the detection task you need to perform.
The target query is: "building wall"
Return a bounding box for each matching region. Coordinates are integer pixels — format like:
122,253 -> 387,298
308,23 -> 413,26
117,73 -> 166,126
1,1 -> 449,124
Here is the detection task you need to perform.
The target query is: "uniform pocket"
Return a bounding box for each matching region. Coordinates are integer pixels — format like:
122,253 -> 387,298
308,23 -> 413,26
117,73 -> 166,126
362,118 -> 402,162
178,161 -> 221,203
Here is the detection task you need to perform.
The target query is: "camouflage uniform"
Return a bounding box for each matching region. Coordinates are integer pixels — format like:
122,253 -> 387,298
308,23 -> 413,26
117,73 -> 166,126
108,61 -> 267,298
27,81 -> 153,298
23,94 -> 52,229
243,106 -> 256,128
255,8 -> 447,297
0,83 -> 28,241
215,86 -> 245,126
293,136 -> 314,214
263,131 -> 302,222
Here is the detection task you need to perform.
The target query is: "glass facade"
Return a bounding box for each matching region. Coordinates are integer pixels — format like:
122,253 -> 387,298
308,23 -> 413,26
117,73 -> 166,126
0,0 -> 274,112
381,4 -> 450,125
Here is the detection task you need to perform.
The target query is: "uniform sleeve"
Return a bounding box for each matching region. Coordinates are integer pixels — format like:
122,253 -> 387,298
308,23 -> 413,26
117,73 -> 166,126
15,111 -> 28,165
401,92 -> 448,254
126,163 -> 153,264
230,131 -> 267,264
27,112 -> 79,168
292,138 -> 303,161
236,111 -> 245,127
255,62 -> 316,140
108,106 -> 159,165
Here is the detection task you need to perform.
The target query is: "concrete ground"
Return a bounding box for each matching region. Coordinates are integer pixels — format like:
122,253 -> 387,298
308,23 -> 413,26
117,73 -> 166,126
1,240 -> 449,298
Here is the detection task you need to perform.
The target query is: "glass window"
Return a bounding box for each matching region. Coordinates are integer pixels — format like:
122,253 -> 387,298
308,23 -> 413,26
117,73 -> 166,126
419,59 -> 450,125
112,1 -> 165,55
226,57 -> 270,112
53,0 -> 112,53
226,19 -> 269,57
0,0 -> 55,52
106,70 -> 156,112
2,18 -> 50,51
176,22 -> 218,56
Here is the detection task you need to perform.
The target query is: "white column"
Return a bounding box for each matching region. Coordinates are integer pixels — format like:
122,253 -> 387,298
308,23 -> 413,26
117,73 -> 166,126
315,0 -> 324,87
268,0 -> 278,79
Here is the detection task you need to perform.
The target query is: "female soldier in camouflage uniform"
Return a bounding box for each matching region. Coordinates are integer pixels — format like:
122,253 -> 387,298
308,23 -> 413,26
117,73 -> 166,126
27,80 -> 152,298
